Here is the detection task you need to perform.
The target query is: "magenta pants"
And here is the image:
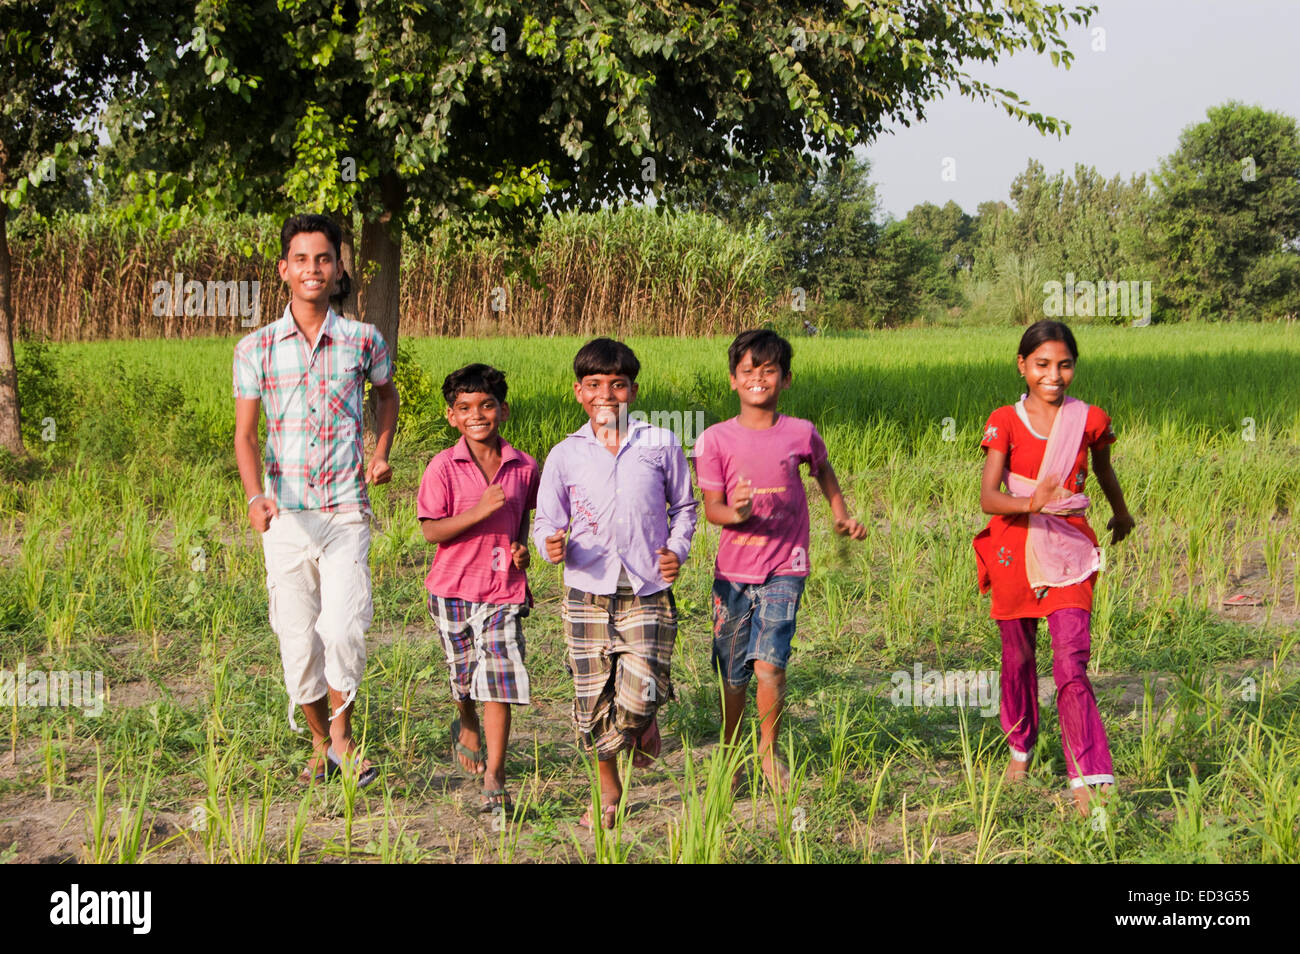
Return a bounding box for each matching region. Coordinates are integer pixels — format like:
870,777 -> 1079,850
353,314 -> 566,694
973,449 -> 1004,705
998,608 -> 1114,788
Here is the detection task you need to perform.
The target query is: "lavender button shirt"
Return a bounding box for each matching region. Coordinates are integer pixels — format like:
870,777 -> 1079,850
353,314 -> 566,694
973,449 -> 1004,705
533,418 -> 698,596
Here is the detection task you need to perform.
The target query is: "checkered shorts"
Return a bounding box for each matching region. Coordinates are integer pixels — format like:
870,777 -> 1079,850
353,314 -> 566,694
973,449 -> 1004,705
562,587 -> 676,759
427,594 -> 530,705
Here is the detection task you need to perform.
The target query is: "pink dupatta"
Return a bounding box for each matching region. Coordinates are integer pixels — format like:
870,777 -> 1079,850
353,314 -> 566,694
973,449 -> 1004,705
1003,396 -> 1100,590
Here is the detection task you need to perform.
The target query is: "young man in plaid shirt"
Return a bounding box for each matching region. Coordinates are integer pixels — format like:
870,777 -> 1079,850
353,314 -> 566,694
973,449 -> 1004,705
233,214 -> 399,787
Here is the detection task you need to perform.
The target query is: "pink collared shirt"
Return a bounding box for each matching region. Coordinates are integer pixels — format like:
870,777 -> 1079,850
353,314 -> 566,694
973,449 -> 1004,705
417,436 -> 540,605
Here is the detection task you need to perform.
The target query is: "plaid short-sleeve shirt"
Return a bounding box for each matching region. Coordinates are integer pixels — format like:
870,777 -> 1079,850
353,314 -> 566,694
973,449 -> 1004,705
233,306 -> 393,514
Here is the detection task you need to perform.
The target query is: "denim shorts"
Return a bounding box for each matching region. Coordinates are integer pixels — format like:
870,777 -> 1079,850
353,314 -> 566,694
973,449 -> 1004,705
711,575 -> 806,687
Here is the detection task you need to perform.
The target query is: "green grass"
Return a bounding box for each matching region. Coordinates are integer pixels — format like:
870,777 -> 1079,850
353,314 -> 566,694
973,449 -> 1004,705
1,323 -> 1298,862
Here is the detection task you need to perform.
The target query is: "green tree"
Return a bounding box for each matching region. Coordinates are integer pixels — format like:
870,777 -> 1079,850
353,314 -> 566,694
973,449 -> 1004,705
103,0 -> 1097,355
905,200 -> 975,273
1151,101 -> 1300,320
0,1 -> 145,454
760,156 -> 881,304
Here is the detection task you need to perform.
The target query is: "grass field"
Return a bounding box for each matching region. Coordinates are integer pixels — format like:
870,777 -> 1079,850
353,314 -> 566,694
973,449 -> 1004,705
2,324 -> 1299,863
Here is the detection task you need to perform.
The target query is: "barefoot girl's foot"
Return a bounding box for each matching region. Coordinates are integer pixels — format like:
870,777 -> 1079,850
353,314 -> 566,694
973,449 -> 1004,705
1005,755 -> 1030,782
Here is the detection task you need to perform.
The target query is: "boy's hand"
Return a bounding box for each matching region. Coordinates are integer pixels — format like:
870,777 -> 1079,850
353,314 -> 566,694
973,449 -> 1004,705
833,517 -> 867,540
248,496 -> 279,533
656,547 -> 680,584
545,530 -> 567,563
476,484 -> 506,518
365,455 -> 392,486
731,477 -> 754,523
510,541 -> 530,570
1107,510 -> 1136,544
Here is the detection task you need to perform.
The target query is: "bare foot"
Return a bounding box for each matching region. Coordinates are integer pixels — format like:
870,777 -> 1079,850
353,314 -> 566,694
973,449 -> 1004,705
760,750 -> 790,790
578,804 -> 618,829
1073,782 -> 1113,819
632,717 -> 661,769
1005,757 -> 1030,782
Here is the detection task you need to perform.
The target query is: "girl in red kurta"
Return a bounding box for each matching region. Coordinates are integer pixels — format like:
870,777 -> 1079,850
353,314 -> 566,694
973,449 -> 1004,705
974,320 -> 1135,817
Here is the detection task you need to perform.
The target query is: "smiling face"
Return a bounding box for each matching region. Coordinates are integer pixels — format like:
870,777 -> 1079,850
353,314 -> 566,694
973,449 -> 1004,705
1017,340 -> 1075,406
446,390 -> 507,445
574,372 -> 637,430
278,230 -> 338,307
730,350 -> 791,410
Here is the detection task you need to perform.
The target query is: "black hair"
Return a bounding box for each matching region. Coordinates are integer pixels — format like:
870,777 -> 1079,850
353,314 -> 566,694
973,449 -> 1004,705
728,328 -> 793,377
442,363 -> 508,405
330,270 -> 352,306
280,213 -> 342,261
1017,320 -> 1079,361
573,337 -> 640,381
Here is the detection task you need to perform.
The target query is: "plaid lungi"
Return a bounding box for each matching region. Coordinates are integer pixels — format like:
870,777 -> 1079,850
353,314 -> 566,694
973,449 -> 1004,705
562,586 -> 677,759
428,594 -> 530,705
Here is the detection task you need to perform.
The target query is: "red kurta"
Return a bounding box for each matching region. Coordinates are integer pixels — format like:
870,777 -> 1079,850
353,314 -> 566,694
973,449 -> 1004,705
973,401 -> 1116,620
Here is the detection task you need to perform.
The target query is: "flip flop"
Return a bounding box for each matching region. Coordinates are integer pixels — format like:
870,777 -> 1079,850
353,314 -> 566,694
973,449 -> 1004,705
327,746 -> 380,789
297,746 -> 340,786
480,789 -> 515,816
451,718 -> 487,776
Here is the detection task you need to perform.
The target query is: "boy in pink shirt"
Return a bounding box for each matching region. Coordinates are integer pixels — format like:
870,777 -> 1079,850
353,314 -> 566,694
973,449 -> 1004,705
694,330 -> 867,787
417,364 -> 539,815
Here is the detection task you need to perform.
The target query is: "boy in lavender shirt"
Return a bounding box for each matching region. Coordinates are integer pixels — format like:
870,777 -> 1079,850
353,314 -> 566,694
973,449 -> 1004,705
533,338 -> 698,829
694,329 -> 867,787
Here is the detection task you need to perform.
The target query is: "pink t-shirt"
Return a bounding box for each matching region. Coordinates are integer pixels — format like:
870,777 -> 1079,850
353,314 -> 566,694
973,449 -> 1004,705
417,437 -> 539,604
693,415 -> 828,584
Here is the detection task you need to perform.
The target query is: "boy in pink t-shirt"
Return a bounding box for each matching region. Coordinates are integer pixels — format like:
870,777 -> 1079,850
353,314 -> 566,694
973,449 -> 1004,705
694,330 -> 867,787
417,364 -> 539,816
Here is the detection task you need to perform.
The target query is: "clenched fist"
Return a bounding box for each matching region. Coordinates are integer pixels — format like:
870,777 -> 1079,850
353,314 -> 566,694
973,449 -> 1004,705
545,530 -> 567,563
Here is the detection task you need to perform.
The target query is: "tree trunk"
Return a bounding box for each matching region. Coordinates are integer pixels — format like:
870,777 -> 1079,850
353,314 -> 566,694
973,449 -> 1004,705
330,209 -> 360,321
358,172 -> 404,356
0,204 -> 24,456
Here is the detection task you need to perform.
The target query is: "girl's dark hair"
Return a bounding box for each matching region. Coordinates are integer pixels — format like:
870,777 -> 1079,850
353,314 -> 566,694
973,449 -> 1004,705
728,329 -> 793,376
574,337 -> 640,381
280,213 -> 343,261
443,364 -> 508,405
1017,320 -> 1079,361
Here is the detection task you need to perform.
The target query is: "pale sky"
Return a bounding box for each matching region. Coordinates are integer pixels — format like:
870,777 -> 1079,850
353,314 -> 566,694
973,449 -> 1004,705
865,0 -> 1300,219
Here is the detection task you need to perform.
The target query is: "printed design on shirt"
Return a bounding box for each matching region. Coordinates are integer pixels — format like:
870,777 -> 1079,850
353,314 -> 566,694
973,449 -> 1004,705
568,485 -> 599,534
728,533 -> 769,547
983,424 -> 999,444
1075,469 -> 1086,490
997,546 -> 1014,567
790,546 -> 808,572
491,546 -> 507,572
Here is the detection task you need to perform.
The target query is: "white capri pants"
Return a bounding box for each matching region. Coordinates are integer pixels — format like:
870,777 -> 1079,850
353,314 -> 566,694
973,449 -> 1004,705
261,510 -> 373,715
